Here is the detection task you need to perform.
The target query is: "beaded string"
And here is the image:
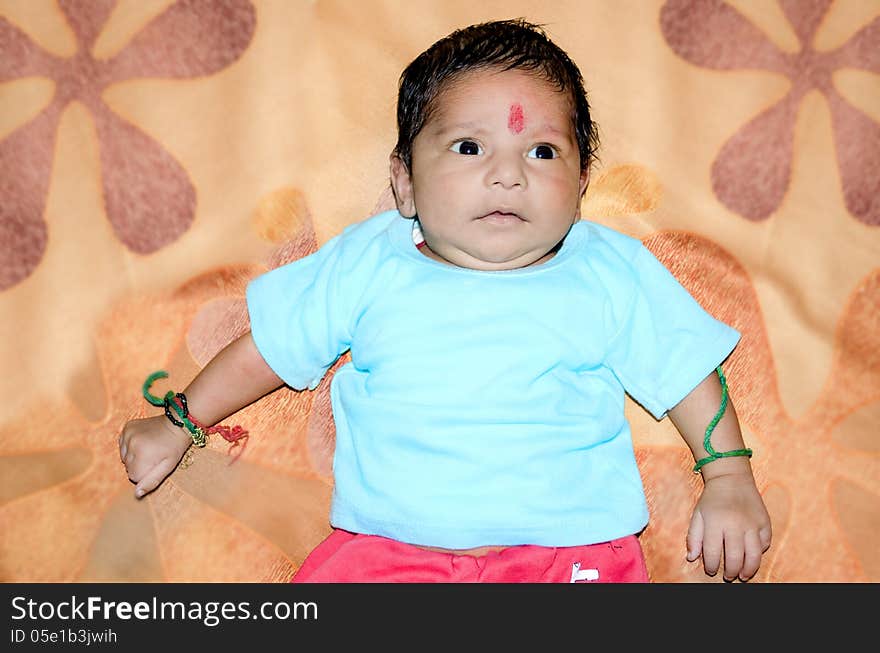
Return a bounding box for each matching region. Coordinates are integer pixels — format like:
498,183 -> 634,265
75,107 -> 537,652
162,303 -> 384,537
692,366 -> 752,473
142,371 -> 249,462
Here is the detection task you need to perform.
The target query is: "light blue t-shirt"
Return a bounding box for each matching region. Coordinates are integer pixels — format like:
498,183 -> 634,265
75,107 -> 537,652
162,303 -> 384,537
246,210 -> 741,548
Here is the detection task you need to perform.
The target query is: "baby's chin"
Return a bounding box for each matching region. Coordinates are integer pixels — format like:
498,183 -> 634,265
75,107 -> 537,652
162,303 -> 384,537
427,243 -> 556,271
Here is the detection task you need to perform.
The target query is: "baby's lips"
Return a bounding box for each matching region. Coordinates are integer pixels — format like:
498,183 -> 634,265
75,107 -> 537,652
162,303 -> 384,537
478,210 -> 524,221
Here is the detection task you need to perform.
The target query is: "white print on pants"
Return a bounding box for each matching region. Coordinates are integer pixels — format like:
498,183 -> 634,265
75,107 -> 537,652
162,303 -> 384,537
570,562 -> 600,582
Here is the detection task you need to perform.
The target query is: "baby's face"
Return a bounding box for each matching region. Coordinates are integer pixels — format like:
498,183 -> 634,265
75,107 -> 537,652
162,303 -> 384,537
391,67 -> 588,271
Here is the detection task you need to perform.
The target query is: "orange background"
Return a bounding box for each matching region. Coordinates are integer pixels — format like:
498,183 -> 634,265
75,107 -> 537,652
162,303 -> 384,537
1,0 -> 877,582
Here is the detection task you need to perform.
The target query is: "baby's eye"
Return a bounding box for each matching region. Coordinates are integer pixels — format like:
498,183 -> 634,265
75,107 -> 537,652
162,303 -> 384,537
527,144 -> 557,159
450,140 -> 483,156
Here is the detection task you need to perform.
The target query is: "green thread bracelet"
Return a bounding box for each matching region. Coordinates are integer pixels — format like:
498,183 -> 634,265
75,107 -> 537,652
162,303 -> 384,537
692,366 -> 752,473
142,371 -> 207,447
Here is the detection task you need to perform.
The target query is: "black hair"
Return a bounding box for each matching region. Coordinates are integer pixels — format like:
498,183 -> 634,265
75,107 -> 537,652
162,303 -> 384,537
393,18 -> 599,173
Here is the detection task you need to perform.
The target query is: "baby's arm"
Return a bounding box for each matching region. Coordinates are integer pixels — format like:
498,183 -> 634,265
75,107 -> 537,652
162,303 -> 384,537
667,371 -> 772,581
119,332 -> 283,498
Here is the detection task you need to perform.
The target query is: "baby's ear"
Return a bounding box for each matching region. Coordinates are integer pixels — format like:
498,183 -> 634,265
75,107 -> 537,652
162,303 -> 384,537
579,166 -> 591,197
389,155 -> 417,217
575,166 -> 590,219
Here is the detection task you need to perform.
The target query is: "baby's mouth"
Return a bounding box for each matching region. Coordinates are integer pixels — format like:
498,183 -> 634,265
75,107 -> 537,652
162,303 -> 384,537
477,211 -> 524,223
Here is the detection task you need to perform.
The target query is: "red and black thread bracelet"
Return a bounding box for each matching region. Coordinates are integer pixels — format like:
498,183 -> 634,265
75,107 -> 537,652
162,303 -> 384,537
142,371 -> 249,461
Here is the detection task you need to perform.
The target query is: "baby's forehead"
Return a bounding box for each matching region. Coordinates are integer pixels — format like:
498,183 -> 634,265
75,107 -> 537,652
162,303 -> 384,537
424,68 -> 575,132
429,68 -> 570,112
442,66 -> 562,95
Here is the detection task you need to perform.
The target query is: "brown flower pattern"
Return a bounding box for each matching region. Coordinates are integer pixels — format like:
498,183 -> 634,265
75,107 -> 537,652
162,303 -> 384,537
661,0 -> 880,225
0,0 -> 256,290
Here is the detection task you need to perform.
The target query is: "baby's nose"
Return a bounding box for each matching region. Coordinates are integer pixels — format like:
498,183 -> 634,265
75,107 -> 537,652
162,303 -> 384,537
486,155 -> 526,189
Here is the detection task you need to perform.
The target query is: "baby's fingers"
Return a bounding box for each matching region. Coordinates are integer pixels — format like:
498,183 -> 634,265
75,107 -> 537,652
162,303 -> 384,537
119,428 -> 132,462
700,525 -> 724,577
134,458 -> 178,499
760,524 -> 772,552
738,530 -> 764,581
686,510 -> 704,562
723,532 -> 744,581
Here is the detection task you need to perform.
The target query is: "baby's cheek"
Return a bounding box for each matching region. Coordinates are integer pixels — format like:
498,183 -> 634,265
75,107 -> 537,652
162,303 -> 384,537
429,171 -> 474,200
544,173 -> 581,199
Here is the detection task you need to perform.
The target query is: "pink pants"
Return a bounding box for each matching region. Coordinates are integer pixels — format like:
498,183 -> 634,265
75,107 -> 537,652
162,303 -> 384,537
292,529 -> 649,583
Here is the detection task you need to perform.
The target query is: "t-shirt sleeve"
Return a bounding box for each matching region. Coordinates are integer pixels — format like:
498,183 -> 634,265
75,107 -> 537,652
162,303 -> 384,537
603,244 -> 741,420
245,232 -> 356,391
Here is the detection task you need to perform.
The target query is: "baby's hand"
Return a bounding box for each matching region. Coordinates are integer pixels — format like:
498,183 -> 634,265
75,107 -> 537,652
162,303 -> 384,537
687,471 -> 772,581
119,415 -> 193,498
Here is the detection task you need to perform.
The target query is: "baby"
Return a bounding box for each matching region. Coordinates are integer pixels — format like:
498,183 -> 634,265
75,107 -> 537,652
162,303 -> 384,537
120,19 -> 771,583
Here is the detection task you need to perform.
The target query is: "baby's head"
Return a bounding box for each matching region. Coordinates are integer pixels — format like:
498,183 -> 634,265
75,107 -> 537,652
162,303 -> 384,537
393,19 -> 599,175
389,19 -> 600,271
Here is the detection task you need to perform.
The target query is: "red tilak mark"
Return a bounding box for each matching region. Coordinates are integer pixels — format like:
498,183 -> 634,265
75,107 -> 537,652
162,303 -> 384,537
508,103 -> 525,134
